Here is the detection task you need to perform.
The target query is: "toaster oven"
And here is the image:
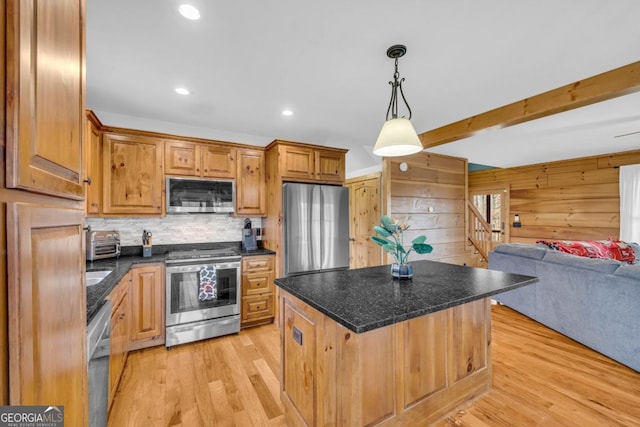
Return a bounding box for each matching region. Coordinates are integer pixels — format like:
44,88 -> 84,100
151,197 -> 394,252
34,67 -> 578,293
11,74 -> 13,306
86,230 -> 121,261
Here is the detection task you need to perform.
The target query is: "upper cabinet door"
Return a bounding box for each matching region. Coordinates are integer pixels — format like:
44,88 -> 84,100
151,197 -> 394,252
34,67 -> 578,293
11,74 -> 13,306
85,112 -> 102,215
236,149 -> 266,216
102,133 -> 163,214
315,149 -> 345,183
5,0 -> 85,200
280,145 -> 315,180
164,140 -> 199,176
202,145 -> 236,178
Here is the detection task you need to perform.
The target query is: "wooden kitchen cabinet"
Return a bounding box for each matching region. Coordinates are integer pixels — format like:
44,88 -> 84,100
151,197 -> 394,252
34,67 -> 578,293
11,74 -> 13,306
6,202 -> 88,425
84,111 -> 103,215
108,272 -> 131,408
2,0 -> 88,421
102,133 -> 163,215
164,140 -> 236,178
202,144 -> 236,178
315,148 -> 346,183
241,255 -> 275,328
274,141 -> 346,183
236,148 -> 266,215
279,144 -> 316,180
5,0 -> 86,201
129,264 -> 165,350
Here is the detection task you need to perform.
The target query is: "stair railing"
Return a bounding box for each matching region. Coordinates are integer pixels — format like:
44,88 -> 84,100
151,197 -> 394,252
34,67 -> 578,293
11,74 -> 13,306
467,200 -> 493,262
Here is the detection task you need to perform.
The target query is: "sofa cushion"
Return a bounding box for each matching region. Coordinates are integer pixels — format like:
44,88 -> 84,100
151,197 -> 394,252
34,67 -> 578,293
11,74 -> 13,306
537,239 -> 636,264
541,250 -> 622,274
493,243 -> 548,260
612,263 -> 640,280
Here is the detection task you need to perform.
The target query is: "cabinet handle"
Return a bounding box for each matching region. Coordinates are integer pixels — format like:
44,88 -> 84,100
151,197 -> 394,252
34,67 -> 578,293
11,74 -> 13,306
83,225 -> 92,233
83,177 -> 92,185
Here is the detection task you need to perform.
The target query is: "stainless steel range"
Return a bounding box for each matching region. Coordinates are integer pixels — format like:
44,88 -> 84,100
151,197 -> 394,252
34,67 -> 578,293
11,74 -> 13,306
165,248 -> 241,347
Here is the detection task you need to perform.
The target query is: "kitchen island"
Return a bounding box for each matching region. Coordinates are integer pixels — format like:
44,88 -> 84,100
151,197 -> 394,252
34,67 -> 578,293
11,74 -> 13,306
274,260 -> 538,426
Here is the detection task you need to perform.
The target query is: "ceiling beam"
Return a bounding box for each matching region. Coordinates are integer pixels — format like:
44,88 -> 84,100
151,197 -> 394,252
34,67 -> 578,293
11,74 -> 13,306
419,61 -> 640,148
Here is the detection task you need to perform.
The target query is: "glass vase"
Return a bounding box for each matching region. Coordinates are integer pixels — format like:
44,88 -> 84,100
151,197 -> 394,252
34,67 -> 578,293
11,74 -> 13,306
391,263 -> 413,279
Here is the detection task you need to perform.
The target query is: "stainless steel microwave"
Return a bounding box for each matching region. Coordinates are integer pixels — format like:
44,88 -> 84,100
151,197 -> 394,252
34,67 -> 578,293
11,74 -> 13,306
166,177 -> 235,214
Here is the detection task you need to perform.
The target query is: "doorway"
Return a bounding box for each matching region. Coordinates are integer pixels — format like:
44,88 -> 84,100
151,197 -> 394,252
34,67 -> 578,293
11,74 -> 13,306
345,173 -> 382,268
470,188 -> 510,247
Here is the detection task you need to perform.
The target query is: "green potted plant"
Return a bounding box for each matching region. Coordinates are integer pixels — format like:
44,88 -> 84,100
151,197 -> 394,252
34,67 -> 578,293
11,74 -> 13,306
370,215 -> 433,279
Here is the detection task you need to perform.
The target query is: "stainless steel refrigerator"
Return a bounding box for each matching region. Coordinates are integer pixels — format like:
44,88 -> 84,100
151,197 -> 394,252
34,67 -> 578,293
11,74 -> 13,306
283,183 -> 350,276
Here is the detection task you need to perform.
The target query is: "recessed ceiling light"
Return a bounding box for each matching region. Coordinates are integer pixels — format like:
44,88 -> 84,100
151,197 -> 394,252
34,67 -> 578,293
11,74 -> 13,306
282,110 -> 293,116
178,4 -> 200,20
175,87 -> 190,95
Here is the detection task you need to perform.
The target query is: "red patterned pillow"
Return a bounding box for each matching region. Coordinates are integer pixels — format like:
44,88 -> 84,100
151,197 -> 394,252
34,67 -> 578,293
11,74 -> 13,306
536,239 -> 636,264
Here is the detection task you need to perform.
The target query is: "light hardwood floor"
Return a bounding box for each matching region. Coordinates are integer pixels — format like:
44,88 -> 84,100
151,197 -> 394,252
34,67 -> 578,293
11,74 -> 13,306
108,305 -> 640,426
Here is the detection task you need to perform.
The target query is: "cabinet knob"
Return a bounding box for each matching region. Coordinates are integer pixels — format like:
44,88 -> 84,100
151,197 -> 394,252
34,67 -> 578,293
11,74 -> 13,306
83,225 -> 92,233
83,177 -> 92,185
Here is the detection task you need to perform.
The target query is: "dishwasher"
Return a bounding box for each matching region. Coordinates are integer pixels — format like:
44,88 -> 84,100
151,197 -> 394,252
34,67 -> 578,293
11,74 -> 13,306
87,300 -> 112,427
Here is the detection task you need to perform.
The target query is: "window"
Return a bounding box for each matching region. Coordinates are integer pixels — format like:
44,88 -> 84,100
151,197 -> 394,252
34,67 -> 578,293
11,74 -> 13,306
619,164 -> 640,242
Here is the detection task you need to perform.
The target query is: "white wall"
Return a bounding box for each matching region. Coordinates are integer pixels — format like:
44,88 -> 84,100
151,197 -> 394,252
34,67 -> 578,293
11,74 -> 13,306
86,215 -> 263,247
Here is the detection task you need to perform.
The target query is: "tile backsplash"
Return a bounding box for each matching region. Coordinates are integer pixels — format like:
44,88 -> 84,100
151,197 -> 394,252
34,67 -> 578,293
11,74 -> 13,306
86,215 -> 264,247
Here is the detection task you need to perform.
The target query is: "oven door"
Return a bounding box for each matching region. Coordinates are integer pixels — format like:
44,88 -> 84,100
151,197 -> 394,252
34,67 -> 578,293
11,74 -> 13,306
165,259 -> 240,326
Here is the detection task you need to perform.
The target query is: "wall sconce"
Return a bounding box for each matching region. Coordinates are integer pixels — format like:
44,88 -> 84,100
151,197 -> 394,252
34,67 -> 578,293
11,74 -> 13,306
513,213 -> 522,228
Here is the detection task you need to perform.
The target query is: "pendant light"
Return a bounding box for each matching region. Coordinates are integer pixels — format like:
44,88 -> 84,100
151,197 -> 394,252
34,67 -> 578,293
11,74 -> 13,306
373,45 -> 423,157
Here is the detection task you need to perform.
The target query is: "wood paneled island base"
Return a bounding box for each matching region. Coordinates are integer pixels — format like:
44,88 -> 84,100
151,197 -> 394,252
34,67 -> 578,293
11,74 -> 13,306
280,290 -> 492,426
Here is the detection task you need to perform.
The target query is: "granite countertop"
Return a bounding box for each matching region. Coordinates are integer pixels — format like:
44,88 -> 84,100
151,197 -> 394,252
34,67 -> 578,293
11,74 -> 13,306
86,242 -> 275,325
274,260 -> 538,334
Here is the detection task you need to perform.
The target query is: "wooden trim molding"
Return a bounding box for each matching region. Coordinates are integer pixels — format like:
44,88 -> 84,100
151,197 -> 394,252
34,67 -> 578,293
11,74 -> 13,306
419,61 -> 640,148
99,124 -> 265,151
265,139 -> 349,154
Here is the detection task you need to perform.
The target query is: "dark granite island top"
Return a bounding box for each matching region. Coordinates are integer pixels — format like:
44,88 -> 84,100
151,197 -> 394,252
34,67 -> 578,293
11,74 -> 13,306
274,259 -> 538,333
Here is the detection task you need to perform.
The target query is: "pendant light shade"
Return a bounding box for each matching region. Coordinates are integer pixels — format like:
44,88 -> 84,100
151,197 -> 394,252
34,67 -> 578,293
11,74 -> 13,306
373,118 -> 423,157
373,44 -> 423,157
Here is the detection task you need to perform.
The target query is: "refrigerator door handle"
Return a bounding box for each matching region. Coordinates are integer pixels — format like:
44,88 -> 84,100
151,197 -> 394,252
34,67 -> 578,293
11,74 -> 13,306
319,187 -> 324,267
312,185 -> 322,270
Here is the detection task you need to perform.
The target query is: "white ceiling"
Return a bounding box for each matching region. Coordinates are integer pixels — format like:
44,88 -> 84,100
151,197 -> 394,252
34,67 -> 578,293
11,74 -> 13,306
86,0 -> 640,175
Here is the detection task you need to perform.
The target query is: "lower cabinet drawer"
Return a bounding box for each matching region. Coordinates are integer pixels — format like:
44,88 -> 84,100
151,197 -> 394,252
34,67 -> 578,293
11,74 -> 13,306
243,272 -> 271,296
242,294 -> 274,322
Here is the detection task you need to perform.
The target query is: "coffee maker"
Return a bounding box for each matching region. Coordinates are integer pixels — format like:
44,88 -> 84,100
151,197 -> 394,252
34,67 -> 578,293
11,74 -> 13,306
242,218 -> 257,251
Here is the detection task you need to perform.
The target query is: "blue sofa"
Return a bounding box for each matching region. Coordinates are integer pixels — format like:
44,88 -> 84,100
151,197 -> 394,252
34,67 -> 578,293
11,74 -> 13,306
489,243 -> 640,372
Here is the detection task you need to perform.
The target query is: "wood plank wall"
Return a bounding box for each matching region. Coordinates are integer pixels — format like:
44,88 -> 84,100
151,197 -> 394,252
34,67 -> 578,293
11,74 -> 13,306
383,152 -> 472,265
469,149 -> 640,243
